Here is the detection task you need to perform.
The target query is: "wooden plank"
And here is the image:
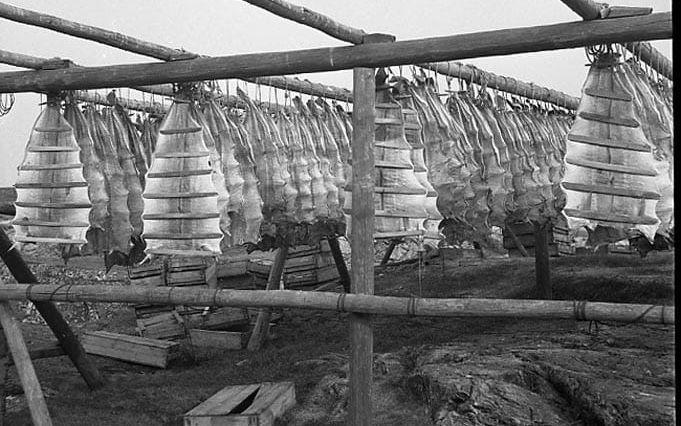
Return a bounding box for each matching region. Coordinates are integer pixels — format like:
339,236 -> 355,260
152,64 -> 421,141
504,226 -> 529,257
534,222 -> 552,299
349,43 -> 381,425
0,13 -> 671,93
0,321 -> 9,425
0,303 -> 52,425
189,329 -> 249,351
327,238 -> 349,293
6,283 -> 675,324
559,0 -> 605,20
380,239 -> 400,265
184,381 -> 295,426
81,331 -> 179,368
247,246 -> 288,351
0,228 -> 105,390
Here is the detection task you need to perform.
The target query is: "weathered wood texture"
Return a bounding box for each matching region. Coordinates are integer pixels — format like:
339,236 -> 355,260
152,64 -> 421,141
0,304 -> 52,425
0,228 -> 105,390
247,246 -> 288,351
0,13 -> 671,93
81,330 -> 179,368
189,328 -> 249,351
560,0 -> 672,80
349,60 -> 378,426
0,2 -> 352,100
534,222 -> 552,299
243,0 -> 579,109
183,382 -> 295,426
327,237 -> 351,292
0,282 -> 674,324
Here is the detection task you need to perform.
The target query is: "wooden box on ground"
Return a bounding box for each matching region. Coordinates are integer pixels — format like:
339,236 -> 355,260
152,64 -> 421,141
248,242 -> 340,289
81,330 -> 179,368
189,325 -> 250,352
503,221 -> 574,258
218,246 -> 251,278
184,382 -> 295,426
128,257 -> 217,287
136,307 -> 250,340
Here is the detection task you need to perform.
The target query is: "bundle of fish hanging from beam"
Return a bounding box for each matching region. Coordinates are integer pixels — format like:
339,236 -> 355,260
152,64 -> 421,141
561,51 -> 673,248
405,72 -> 573,249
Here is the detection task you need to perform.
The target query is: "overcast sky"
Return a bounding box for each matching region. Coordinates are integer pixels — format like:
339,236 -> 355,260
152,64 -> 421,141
0,0 -> 672,186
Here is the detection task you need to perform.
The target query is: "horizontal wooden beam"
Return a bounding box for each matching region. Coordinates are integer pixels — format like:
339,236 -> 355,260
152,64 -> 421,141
559,0 -> 672,80
0,1 -> 352,100
0,12 -> 671,93
243,0 -> 368,44
0,283 -> 673,324
243,0 -> 576,108
418,61 -> 580,110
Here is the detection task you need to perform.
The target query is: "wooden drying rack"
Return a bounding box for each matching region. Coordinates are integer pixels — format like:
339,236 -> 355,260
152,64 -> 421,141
0,0 -> 672,424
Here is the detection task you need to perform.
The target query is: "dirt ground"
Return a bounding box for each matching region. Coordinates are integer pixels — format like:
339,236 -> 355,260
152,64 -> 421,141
0,244 -> 675,425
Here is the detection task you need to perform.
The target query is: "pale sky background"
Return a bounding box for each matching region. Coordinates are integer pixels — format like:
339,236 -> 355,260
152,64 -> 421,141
0,0 -> 672,186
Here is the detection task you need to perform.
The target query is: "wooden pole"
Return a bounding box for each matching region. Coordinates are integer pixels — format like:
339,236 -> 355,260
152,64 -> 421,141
0,283 -> 673,324
0,1 -> 352,101
0,305 -> 52,426
0,12 -> 671,93
348,32 -> 389,425
559,0 -> 672,80
533,222 -> 552,299
242,0 -> 579,109
0,330 -> 8,425
0,229 -> 105,390
506,226 -> 529,258
327,237 -> 351,293
246,246 -> 288,351
379,239 -> 400,265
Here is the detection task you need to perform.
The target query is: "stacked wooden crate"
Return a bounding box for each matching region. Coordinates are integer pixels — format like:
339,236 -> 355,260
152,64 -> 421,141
503,221 -> 574,257
248,241 -> 340,290
217,246 -> 251,279
129,257 -> 249,340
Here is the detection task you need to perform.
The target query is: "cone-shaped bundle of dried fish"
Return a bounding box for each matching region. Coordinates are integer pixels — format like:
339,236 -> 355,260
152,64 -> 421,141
619,60 -> 674,238
63,101 -> 109,252
346,71 -> 428,236
237,88 -> 295,222
561,52 -> 661,243
142,99 -> 222,256
291,98 -> 329,220
225,110 -> 263,244
201,99 -> 245,219
188,103 -> 232,238
102,107 -> 145,242
276,109 -> 314,223
86,106 -> 132,258
12,98 -> 91,245
107,93 -> 149,188
392,77 -> 442,238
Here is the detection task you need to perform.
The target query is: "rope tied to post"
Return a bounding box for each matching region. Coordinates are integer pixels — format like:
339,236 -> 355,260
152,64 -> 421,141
573,300 -> 588,321
336,293 -> 347,313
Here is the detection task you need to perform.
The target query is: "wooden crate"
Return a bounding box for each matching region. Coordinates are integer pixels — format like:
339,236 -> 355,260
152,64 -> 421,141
189,327 -> 250,351
81,330 -> 179,368
128,258 -> 217,287
218,247 -> 251,278
184,382 -> 295,426
137,307 -> 250,340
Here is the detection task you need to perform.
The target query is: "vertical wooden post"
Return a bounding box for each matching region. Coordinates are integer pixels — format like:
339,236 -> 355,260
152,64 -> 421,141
0,304 -> 52,425
247,246 -> 288,351
349,33 -> 394,426
0,229 -> 105,390
327,237 -> 351,293
0,330 -> 8,425
533,222 -> 552,299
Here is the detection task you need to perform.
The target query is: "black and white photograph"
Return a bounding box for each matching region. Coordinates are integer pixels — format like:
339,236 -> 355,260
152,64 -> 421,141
0,0 -> 673,424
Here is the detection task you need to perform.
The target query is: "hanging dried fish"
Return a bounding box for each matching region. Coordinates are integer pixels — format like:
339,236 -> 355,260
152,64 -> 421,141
12,96 -> 91,246
102,107 -> 145,246
226,110 -> 264,244
561,52 -> 661,244
63,101 -> 109,253
86,106 -> 132,265
189,102 -> 232,239
142,98 -> 222,256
